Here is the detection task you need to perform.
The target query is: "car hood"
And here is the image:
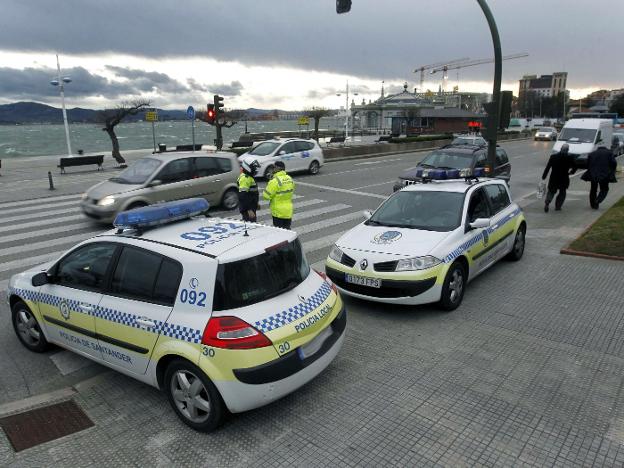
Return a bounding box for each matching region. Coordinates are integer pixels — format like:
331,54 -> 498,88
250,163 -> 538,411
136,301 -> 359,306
336,223 -> 450,257
86,180 -> 143,200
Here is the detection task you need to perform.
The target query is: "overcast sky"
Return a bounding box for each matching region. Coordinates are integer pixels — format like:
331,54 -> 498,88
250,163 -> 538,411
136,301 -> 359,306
0,0 -> 621,110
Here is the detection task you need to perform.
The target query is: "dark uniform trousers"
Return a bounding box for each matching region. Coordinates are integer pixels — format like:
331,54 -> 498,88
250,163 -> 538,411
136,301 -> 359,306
272,217 -> 292,230
590,180 -> 610,207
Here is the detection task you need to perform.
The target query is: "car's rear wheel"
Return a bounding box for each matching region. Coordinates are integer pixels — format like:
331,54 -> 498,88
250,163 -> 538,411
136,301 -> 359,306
264,165 -> 275,180
12,301 -> 49,352
164,359 -> 225,432
308,160 -> 320,175
506,224 -> 526,261
438,262 -> 466,311
221,188 -> 239,210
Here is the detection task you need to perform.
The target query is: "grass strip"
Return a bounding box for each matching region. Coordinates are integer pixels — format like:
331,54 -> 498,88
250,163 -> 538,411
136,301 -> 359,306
568,196 -> 624,258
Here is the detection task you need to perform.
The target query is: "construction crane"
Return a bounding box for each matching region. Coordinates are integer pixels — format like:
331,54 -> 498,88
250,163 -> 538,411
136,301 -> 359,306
430,53 -> 529,92
413,57 -> 470,92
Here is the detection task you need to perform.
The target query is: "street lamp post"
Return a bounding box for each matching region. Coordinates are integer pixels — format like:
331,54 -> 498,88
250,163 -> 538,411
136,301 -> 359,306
50,54 -> 73,157
336,80 -> 358,142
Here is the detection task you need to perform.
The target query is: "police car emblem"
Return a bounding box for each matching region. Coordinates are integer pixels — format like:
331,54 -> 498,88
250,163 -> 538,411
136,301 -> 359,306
59,301 -> 70,320
372,231 -> 402,244
189,277 -> 199,289
360,259 -> 368,270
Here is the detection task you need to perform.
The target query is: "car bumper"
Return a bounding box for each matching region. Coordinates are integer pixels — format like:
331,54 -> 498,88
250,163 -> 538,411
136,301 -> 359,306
325,266 -> 442,305
216,306 -> 346,413
80,201 -> 118,223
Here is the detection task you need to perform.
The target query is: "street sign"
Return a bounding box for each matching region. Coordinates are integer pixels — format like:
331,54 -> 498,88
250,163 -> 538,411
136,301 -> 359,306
298,116 -> 310,126
186,106 -> 195,120
145,111 -> 158,122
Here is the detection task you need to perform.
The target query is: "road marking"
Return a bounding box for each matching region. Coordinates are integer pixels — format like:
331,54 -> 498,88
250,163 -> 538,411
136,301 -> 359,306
295,211 -> 363,235
1,232 -> 98,257
350,180 -> 396,190
211,198 -> 323,219
0,206 -> 82,225
296,181 -> 388,200
2,199 -> 80,217
290,204 -> 351,222
0,213 -> 86,233
0,193 -> 81,209
303,232 -> 342,253
355,158 -> 403,166
0,222 -> 95,244
0,251 -> 63,274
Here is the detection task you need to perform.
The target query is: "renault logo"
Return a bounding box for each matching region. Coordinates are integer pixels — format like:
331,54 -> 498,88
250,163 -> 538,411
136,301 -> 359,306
360,259 -> 368,270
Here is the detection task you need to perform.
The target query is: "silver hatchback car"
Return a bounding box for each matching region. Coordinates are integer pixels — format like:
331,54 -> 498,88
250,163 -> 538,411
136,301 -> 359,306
81,151 -> 239,223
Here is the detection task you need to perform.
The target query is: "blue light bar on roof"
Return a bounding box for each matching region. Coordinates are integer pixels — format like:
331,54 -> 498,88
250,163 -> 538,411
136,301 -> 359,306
113,198 -> 209,230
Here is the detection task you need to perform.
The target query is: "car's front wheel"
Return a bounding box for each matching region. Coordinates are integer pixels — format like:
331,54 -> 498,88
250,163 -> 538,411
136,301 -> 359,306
164,359 -> 225,432
308,160 -> 320,175
506,224 -> 526,261
221,188 -> 239,210
12,301 -> 49,352
438,262 -> 466,311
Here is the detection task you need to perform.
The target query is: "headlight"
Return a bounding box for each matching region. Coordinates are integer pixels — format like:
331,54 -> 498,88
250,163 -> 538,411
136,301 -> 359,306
97,196 -> 116,207
329,245 -> 344,263
395,256 -> 441,271
81,193 -> 87,200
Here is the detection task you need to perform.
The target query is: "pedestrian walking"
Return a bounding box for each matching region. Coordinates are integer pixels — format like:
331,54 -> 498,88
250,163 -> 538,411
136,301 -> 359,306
541,143 -> 576,212
238,159 -> 260,222
262,161 -> 294,229
581,145 -> 617,209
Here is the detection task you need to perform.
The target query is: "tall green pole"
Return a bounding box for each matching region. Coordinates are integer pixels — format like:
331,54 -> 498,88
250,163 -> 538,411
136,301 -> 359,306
476,0 -> 502,174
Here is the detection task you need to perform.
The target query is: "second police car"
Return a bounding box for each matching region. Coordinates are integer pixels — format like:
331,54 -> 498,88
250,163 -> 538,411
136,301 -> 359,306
326,169 -> 526,310
7,199 -> 345,432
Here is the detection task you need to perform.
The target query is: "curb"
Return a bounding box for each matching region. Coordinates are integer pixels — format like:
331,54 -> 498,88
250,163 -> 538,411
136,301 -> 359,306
560,248 -> 624,262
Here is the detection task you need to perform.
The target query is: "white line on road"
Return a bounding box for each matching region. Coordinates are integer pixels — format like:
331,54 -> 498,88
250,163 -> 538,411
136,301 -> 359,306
296,181 -> 388,200
2,199 -> 80,217
350,180 -> 396,191
1,206 -> 82,225
303,232 -> 342,254
1,232 -> 98,257
0,251 -> 63,274
211,198 -> 323,219
0,213 -> 86,234
295,211 -> 363,236
0,193 -> 81,209
354,158 -> 403,166
0,222 -> 96,244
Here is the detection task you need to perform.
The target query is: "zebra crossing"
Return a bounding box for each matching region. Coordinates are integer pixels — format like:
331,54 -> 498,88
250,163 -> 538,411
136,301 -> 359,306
0,191 -> 370,290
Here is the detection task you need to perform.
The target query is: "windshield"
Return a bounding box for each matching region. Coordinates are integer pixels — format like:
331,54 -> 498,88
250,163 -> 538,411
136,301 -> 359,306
368,191 -> 464,232
213,239 -> 310,310
559,128 -> 597,143
538,127 -> 555,132
109,158 -> 162,184
419,150 -> 474,170
248,142 -> 280,156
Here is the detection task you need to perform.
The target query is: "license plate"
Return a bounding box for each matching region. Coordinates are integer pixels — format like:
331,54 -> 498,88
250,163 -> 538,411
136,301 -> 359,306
345,274 -> 381,288
297,325 -> 333,360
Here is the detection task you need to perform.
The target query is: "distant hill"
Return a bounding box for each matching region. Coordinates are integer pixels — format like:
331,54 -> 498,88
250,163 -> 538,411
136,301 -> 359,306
0,102 -> 305,125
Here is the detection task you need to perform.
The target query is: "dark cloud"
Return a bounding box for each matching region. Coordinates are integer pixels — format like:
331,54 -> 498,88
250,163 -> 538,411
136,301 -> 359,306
0,0 -> 621,89
187,78 -> 208,92
210,81 -> 244,97
105,66 -> 189,93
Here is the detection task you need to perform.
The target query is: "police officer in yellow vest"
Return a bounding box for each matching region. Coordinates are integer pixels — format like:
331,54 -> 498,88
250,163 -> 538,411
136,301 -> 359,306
238,159 -> 260,222
263,161 -> 295,229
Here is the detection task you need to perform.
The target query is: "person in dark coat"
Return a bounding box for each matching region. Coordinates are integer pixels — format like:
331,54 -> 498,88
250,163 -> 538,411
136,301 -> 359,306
581,146 -> 617,209
541,143 -> 576,212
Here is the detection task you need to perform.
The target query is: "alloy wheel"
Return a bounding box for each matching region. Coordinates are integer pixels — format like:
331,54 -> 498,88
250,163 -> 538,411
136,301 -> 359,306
448,269 -> 464,303
16,308 -> 41,347
170,370 -> 211,424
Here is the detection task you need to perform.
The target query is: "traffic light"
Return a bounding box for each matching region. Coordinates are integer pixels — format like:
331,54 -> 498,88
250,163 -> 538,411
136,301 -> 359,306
336,0 -> 352,13
214,95 -> 224,121
206,104 -> 215,125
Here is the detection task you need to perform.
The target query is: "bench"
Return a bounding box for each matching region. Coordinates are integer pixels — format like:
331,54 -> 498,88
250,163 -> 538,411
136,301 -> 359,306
230,141 -> 254,149
327,136 -> 346,146
58,155 -> 104,174
376,135 -> 392,143
175,144 -> 203,151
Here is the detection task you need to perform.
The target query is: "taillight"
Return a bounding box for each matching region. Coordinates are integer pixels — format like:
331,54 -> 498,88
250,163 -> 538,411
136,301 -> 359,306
202,316 -> 272,349
316,270 -> 338,293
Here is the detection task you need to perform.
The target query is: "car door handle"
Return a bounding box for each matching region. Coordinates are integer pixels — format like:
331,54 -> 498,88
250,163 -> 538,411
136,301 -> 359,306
136,318 -> 156,328
491,224 -> 499,230
213,179 -> 221,182
78,304 -> 93,313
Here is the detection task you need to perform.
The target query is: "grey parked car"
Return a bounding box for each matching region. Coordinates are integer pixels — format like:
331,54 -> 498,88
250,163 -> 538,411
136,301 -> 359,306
81,151 -> 239,223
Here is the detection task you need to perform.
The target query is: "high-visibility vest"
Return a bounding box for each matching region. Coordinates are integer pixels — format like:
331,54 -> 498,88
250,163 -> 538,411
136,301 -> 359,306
237,173 -> 257,193
262,170 -> 295,219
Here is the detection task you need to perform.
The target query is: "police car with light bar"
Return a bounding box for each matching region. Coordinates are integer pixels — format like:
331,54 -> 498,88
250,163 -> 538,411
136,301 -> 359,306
326,168 -> 526,310
7,199 -> 345,432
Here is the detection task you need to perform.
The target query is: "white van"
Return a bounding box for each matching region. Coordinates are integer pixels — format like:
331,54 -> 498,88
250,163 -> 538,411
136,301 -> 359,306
552,119 -> 613,168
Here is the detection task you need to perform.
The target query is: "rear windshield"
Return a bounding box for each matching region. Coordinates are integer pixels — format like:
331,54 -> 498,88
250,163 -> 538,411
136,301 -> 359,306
420,150 -> 474,170
213,239 -> 310,310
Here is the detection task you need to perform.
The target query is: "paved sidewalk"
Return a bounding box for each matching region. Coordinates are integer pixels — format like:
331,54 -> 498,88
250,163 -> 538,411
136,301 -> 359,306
1,169 -> 624,466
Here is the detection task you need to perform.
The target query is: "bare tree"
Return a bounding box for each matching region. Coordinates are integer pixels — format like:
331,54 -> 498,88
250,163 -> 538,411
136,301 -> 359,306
98,99 -> 151,165
305,107 -> 333,141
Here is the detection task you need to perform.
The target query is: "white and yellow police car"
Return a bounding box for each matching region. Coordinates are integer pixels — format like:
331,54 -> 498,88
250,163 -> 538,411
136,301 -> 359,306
7,199 -> 345,432
325,169 -> 526,310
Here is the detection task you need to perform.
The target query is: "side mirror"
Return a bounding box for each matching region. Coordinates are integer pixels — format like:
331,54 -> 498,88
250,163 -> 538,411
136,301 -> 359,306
469,218 -> 491,230
277,150 -> 286,156
31,272 -> 49,287
362,210 -> 372,219
149,179 -> 162,187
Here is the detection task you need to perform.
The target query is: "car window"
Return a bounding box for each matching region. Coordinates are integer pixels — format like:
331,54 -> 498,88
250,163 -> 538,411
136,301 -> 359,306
110,246 -> 182,305
215,157 -> 232,172
279,142 -> 298,154
295,141 -> 314,151
194,157 -> 227,177
156,158 -> 191,184
249,142 -> 279,156
56,243 -> 117,291
596,131 -> 602,143
484,184 -> 510,214
495,148 -> 509,166
474,152 -> 487,168
467,188 -> 490,222
111,158 -> 161,185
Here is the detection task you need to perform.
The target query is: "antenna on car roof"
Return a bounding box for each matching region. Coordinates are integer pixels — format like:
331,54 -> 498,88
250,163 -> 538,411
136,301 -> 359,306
243,220 -> 249,237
